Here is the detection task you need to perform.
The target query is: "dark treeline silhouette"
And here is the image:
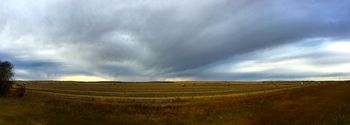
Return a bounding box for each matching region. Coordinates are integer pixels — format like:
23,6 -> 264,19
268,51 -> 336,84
0,60 -> 14,96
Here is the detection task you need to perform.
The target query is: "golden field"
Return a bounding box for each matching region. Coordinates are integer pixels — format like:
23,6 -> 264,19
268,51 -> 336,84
0,81 -> 349,125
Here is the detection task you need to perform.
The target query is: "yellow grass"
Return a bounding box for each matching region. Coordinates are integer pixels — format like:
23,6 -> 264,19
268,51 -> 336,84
0,81 -> 349,125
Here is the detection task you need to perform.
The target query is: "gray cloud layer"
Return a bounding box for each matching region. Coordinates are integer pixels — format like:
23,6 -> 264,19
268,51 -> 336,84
1,0 -> 350,80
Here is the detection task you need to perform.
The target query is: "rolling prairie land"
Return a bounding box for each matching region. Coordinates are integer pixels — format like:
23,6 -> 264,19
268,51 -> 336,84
0,81 -> 349,125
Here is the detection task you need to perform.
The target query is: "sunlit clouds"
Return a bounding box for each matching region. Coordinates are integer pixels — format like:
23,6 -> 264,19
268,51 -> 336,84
204,40 -> 350,80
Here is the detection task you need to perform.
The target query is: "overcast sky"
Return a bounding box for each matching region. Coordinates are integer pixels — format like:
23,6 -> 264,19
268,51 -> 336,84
1,0 -> 350,81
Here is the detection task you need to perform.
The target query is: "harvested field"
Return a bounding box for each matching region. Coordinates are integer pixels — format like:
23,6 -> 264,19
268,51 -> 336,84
22,81 -> 302,104
0,81 -> 349,125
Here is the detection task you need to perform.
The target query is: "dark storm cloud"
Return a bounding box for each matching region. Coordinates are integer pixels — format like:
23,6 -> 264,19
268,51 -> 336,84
1,0 -> 350,80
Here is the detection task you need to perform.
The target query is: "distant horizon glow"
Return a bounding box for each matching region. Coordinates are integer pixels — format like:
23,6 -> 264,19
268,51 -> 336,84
56,75 -> 110,82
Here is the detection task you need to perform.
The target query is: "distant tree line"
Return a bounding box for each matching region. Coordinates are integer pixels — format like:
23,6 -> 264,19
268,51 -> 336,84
0,60 -> 14,96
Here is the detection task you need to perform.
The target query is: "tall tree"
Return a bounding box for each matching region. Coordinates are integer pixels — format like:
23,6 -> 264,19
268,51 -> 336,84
0,60 -> 14,96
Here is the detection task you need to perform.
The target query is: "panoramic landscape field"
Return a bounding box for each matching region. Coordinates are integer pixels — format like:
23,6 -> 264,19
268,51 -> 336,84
0,81 -> 349,125
1,0 -> 350,125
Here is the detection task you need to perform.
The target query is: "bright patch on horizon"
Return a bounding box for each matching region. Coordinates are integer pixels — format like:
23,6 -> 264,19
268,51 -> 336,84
164,77 -> 195,81
57,75 -> 110,82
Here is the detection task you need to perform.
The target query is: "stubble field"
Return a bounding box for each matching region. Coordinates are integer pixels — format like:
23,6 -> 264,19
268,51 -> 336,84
0,81 -> 349,125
